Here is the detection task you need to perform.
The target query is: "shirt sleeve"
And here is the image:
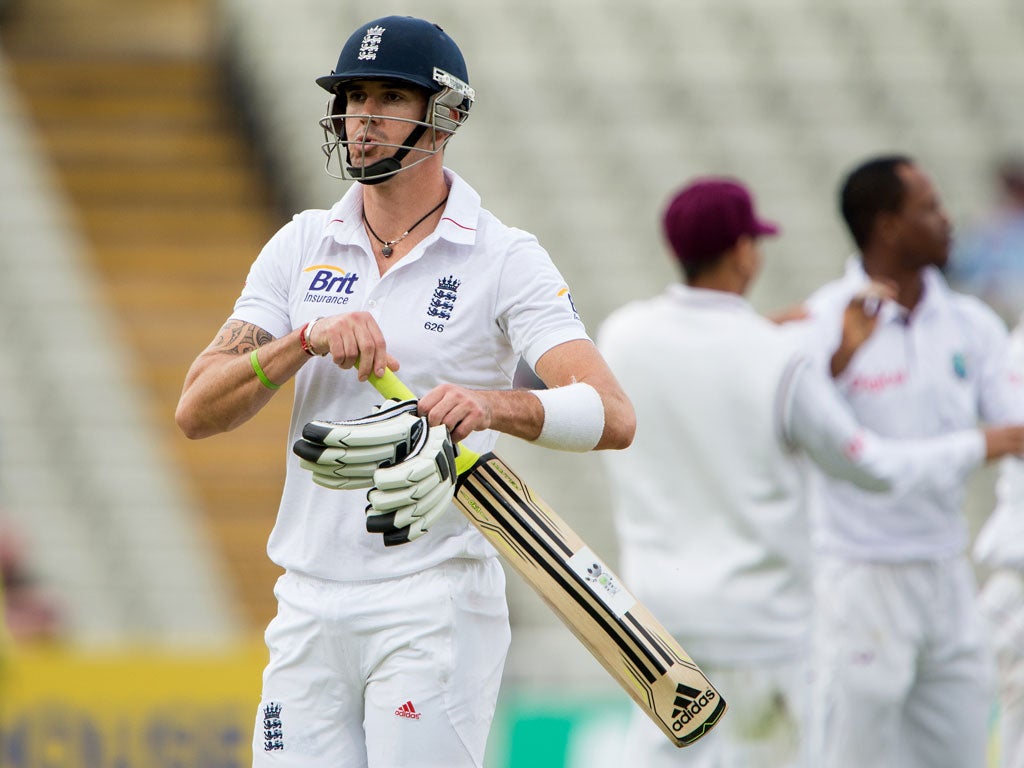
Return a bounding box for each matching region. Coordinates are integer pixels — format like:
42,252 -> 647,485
974,321 -> 1024,570
785,358 -> 986,495
493,233 -> 590,368
974,304 -> 1024,424
784,291 -> 848,376
974,457 -> 1024,570
230,216 -> 304,338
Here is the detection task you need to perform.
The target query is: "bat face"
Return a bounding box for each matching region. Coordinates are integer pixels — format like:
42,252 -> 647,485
454,452 -> 726,747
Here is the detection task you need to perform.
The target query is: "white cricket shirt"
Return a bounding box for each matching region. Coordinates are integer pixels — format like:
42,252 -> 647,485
231,169 -> 589,581
599,285 -> 987,664
801,259 -> 1024,561
599,286 -> 812,663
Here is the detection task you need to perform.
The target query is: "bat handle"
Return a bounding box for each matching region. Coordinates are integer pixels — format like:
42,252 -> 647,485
366,367 -> 481,475
367,367 -> 416,401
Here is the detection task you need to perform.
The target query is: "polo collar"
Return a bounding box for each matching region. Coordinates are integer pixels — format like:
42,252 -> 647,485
666,283 -> 754,314
844,256 -> 951,323
322,167 -> 481,249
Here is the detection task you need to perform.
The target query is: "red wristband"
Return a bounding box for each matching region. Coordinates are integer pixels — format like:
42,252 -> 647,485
299,319 -> 323,356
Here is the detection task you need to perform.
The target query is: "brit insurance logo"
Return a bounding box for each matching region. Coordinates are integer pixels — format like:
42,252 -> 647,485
303,264 -> 360,306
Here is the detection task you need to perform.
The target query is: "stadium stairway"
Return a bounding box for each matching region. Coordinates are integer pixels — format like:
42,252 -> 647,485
0,0 -> 290,634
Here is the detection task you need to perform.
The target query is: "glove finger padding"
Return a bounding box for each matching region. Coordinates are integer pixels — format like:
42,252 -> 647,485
292,399 -> 424,490
365,424 -> 458,546
298,458 -> 378,490
301,398 -> 421,447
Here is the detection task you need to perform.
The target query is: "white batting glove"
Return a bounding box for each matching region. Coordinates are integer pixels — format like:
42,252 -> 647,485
292,399 -> 425,490
365,423 -> 458,546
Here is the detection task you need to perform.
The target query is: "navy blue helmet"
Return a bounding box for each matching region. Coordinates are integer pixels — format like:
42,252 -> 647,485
317,16 -> 475,184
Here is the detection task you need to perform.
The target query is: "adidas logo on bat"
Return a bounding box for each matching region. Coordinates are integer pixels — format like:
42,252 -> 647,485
671,683 -> 717,731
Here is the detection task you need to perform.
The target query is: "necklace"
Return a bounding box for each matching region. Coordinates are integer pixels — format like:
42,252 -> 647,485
362,195 -> 449,257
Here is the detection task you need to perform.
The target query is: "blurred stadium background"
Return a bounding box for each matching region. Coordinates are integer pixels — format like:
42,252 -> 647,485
0,0 -> 1020,764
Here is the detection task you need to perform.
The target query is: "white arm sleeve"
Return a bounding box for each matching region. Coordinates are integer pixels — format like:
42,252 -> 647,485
532,382 -> 605,452
974,321 -> 1024,569
784,359 -> 986,495
975,457 -> 1024,570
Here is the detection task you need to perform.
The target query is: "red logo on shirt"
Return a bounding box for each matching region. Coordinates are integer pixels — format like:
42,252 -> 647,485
395,701 -> 421,720
847,370 -> 908,394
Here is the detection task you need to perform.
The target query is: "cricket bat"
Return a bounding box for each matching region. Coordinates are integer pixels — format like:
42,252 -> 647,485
368,368 -> 726,747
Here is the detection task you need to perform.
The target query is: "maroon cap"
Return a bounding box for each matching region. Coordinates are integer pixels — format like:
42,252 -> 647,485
662,178 -> 780,267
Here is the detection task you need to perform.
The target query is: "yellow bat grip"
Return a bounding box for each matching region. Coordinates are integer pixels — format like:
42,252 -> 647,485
366,367 -> 481,475
366,367 -> 415,401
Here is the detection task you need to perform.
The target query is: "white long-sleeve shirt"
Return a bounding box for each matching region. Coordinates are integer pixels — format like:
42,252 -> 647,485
786,357 -> 983,499
974,314 -> 1024,571
598,284 -> 983,663
800,259 -> 1024,561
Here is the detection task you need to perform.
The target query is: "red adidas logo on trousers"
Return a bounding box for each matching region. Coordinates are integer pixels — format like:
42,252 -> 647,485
395,701 -> 421,720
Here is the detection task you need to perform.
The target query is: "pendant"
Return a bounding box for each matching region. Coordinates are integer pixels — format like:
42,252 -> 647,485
382,245 -> 393,257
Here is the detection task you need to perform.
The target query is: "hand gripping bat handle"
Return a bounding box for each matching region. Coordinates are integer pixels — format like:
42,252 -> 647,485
367,367 -> 481,475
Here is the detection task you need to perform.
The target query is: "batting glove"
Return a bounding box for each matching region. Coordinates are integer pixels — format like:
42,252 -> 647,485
292,399 -> 425,490
365,423 -> 458,546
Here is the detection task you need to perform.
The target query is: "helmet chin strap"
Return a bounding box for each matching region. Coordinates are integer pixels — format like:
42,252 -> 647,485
347,123 -> 428,185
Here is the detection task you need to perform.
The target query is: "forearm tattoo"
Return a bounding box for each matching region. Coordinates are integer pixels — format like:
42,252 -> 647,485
213,319 -> 274,355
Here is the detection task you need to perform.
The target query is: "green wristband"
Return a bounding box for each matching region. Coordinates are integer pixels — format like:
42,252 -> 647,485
250,349 -> 280,390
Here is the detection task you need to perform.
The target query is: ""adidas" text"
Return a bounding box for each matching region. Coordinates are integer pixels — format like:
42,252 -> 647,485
671,684 -> 716,731
395,701 -> 421,720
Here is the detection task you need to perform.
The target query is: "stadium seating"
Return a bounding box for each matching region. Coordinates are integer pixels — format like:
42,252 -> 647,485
0,45 -> 240,643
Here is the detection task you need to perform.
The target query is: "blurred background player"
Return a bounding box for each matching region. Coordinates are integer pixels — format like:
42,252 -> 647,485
975,311 -> 1024,768
0,518 -> 62,644
597,177 -> 1024,768
175,15 -> 634,768
0,509 -> 63,699
946,152 -> 1024,328
797,154 -> 1024,768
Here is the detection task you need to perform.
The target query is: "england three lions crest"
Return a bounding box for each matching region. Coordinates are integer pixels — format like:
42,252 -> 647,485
426,275 -> 461,321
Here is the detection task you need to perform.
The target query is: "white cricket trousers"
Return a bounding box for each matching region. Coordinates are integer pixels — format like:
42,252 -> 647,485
979,568 -> 1024,768
811,555 -> 994,768
252,558 -> 510,768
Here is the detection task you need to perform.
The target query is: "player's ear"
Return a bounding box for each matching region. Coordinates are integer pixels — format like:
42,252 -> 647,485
874,211 -> 902,247
733,234 -> 757,268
